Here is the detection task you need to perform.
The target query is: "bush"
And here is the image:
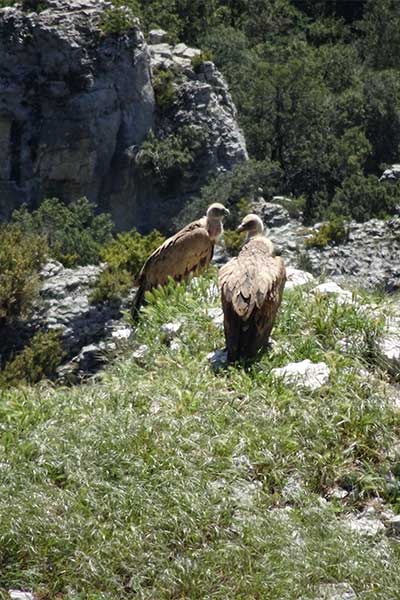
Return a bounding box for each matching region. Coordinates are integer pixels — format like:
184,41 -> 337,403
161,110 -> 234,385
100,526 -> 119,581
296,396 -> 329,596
136,127 -> 208,193
191,50 -> 214,73
89,268 -> 132,305
99,0 -> 140,35
330,174 -> 400,222
0,224 -> 48,326
0,0 -> 47,10
305,217 -> 348,249
175,159 -> 283,229
153,69 -> 176,112
22,0 -> 48,11
90,228 -> 165,304
100,228 -> 165,275
223,229 -> 244,256
12,198 -> 114,267
0,329 -> 65,388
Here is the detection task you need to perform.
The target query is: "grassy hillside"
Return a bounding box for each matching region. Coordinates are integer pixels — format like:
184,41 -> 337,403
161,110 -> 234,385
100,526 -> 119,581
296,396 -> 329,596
0,272 -> 399,599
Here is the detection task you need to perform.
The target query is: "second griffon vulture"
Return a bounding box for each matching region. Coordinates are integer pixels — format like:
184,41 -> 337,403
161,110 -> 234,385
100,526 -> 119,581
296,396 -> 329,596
132,203 -> 230,318
219,214 -> 286,362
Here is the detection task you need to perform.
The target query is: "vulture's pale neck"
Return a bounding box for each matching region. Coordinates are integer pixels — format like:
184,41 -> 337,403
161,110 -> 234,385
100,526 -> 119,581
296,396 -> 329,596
247,230 -> 264,240
248,234 -> 274,255
206,215 -> 224,240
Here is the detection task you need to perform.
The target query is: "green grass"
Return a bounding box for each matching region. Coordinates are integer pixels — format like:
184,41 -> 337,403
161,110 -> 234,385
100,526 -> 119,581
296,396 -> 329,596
0,272 -> 399,598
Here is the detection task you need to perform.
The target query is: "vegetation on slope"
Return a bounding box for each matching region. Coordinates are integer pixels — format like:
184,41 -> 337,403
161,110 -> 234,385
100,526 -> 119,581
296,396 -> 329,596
102,0 -> 400,223
0,224 -> 48,326
12,198 -> 114,268
0,274 -> 399,597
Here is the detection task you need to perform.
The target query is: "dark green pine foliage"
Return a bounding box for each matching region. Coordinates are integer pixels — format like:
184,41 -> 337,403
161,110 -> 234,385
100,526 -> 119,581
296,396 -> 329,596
12,198 -> 114,267
128,0 -> 400,223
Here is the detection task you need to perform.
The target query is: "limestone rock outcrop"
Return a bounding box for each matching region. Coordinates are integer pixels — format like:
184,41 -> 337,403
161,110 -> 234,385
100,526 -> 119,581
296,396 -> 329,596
252,199 -> 400,292
0,0 -> 247,231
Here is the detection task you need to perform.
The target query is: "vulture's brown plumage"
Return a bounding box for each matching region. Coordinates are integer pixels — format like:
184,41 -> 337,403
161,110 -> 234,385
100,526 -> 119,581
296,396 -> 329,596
132,203 -> 229,318
219,214 -> 286,362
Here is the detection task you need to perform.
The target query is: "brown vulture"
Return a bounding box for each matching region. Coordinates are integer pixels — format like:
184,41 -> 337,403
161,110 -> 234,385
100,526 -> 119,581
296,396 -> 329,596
132,203 -> 230,318
219,214 -> 286,362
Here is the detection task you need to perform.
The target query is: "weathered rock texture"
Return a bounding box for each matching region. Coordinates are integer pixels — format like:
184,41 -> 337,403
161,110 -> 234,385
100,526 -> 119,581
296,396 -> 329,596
0,0 -> 247,231
252,199 -> 400,292
305,217 -> 400,293
32,260 -> 134,382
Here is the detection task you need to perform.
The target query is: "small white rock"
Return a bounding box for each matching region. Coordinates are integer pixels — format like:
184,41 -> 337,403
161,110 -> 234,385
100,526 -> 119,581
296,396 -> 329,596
9,592 -> 35,600
160,321 -> 182,342
285,267 -> 315,290
173,43 -> 201,59
207,307 -> 224,328
345,514 -> 385,536
170,340 -> 182,352
111,326 -> 133,341
378,334 -> 400,365
327,486 -> 349,500
311,282 -> 354,304
316,583 -> 357,600
148,28 -> 168,44
386,515 -> 400,538
271,359 -> 330,390
132,344 -> 149,360
149,43 -> 172,58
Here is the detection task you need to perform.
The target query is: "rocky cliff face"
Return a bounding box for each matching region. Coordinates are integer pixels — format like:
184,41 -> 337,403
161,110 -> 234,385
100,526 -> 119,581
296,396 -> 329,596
252,199 -> 400,293
0,0 -> 247,231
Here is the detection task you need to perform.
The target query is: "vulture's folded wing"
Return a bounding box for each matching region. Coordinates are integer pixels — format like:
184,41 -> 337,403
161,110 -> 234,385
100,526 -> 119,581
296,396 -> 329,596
219,249 -> 286,321
139,220 -> 213,289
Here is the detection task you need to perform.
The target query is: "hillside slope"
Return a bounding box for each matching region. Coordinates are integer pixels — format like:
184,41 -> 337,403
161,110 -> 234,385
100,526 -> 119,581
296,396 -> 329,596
0,273 -> 399,599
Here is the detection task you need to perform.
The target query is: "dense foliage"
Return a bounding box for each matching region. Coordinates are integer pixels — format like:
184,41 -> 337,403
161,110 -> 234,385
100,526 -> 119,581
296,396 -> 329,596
12,198 -> 114,267
304,217 -> 348,249
137,126 -> 209,194
117,0 -> 400,223
90,228 -> 165,304
4,0 -> 400,223
0,329 -> 64,388
0,224 -> 48,326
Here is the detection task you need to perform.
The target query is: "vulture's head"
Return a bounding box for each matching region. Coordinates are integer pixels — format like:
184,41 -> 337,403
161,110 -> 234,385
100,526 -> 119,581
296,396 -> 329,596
206,203 -> 230,220
237,214 -> 264,238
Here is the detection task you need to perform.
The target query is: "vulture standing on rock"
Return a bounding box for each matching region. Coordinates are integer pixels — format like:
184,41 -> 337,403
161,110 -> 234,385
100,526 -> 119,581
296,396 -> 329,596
132,203 -> 230,318
219,214 -> 286,362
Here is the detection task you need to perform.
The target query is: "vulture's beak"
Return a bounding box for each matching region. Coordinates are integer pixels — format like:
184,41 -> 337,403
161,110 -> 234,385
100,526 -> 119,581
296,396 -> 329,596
224,208 -> 230,216
237,223 -> 245,232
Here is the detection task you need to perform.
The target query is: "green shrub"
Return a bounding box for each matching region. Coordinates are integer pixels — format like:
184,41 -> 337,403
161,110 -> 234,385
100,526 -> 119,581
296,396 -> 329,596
330,174 -> 400,222
90,228 -> 165,304
0,224 -> 48,325
0,0 -> 47,10
223,229 -> 244,256
305,217 -> 348,249
99,0 -> 140,35
191,50 -> 214,73
89,268 -> 132,305
153,68 -> 177,112
136,127 -> 208,193
21,0 -> 48,11
0,329 -> 64,388
12,198 -> 114,267
175,159 -> 283,230
100,228 -> 165,275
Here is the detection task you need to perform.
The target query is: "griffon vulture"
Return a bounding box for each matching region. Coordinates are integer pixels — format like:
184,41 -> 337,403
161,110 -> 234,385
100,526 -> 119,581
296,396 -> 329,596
219,214 -> 286,362
132,203 -> 230,318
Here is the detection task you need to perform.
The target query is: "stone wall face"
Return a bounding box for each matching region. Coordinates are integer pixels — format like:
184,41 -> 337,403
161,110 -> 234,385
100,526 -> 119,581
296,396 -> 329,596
0,0 -> 247,231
